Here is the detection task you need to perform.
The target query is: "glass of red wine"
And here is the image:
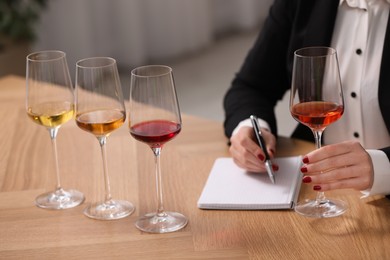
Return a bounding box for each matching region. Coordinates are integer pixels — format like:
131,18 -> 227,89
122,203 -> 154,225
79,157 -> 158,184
129,65 -> 188,233
290,46 -> 348,218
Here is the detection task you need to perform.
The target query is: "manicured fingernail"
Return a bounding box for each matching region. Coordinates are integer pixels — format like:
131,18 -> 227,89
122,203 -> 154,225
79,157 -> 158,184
313,185 -> 321,191
303,156 -> 309,164
272,164 -> 279,171
300,166 -> 308,173
270,149 -> 275,155
258,154 -> 265,161
302,176 -> 311,183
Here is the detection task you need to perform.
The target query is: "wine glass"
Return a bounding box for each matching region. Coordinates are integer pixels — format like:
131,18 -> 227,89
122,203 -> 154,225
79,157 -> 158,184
26,50 -> 85,209
75,57 -> 135,220
290,46 -> 348,218
129,65 -> 188,233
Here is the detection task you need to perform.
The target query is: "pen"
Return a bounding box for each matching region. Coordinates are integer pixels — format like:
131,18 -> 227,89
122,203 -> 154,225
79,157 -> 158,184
250,115 -> 275,184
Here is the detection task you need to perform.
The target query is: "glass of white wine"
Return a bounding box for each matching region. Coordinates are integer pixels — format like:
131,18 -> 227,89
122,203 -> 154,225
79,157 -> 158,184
26,50 -> 85,209
75,57 -> 135,220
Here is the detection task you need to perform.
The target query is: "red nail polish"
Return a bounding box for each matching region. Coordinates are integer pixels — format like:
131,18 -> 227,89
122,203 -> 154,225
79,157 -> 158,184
272,164 -> 279,171
270,149 -> 275,155
300,166 -> 308,173
258,154 -> 265,161
302,176 -> 311,183
313,185 -> 321,191
302,156 -> 309,164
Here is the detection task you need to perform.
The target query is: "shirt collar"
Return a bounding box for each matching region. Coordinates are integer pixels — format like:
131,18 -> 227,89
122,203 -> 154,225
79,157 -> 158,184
340,0 -> 390,8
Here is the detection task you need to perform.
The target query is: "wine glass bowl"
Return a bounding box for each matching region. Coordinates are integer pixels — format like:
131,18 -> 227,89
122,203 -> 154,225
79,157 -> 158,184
290,46 -> 348,218
130,120 -> 181,148
290,101 -> 344,131
26,50 -> 85,209
75,57 -> 135,220
129,65 -> 188,233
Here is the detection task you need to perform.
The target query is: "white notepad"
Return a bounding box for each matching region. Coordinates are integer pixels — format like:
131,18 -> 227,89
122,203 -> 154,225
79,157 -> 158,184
197,156 -> 302,210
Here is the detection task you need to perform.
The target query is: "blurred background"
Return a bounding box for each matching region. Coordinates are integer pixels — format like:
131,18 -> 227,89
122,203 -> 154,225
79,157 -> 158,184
0,0 -> 296,136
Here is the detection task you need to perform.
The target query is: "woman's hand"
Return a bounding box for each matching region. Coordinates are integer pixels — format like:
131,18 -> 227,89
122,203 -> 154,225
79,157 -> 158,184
301,140 -> 374,191
229,126 -> 278,173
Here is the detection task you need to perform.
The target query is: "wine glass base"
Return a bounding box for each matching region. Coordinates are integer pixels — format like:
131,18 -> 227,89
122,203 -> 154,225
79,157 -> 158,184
135,211 -> 188,233
294,198 -> 348,218
83,199 -> 135,220
35,188 -> 85,210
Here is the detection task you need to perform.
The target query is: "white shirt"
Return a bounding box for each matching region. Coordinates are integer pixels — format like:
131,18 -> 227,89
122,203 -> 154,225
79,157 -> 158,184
330,0 -> 390,197
327,0 -> 390,149
232,0 -> 390,197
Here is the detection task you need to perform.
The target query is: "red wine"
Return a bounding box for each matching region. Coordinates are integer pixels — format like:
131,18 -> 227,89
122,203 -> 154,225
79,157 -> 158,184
130,120 -> 181,147
291,101 -> 343,130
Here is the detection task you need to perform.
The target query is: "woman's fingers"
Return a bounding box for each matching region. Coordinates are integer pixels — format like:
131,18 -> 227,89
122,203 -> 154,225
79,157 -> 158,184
301,141 -> 374,191
229,126 -> 277,173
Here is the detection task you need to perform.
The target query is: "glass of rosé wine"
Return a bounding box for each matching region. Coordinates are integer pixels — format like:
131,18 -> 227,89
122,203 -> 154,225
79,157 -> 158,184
75,57 -> 135,220
26,50 -> 85,209
290,46 -> 348,218
129,65 -> 188,233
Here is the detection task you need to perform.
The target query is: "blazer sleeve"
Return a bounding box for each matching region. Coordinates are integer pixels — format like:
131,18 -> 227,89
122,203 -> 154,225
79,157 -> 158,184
380,147 -> 390,160
384,147 -> 390,198
223,0 -> 297,138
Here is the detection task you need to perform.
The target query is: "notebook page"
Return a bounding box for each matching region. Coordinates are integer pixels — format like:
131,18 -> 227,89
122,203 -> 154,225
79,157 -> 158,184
197,156 -> 302,210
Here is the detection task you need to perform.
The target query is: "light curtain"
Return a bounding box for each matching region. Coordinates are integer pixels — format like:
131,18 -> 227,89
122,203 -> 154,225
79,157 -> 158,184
34,0 -> 272,72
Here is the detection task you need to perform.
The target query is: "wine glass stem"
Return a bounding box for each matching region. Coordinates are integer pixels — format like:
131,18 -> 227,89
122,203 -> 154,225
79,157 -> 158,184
312,129 -> 326,204
152,147 -> 165,216
48,127 -> 62,191
98,136 -> 112,202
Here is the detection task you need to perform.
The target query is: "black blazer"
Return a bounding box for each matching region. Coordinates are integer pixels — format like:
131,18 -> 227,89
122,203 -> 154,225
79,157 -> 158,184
223,0 -> 390,159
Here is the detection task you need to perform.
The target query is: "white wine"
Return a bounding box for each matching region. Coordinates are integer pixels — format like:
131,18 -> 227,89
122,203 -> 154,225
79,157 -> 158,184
76,109 -> 125,136
27,101 -> 74,128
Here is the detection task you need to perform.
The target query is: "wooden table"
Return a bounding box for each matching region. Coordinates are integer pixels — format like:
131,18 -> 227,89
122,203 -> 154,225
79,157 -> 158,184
1,75 -> 390,259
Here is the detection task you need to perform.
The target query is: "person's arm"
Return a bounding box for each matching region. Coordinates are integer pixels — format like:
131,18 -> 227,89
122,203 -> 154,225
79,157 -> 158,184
224,0 -> 299,173
223,0 -> 297,138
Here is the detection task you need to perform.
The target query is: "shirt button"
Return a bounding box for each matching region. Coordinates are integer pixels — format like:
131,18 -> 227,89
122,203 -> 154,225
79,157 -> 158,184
351,92 -> 357,98
354,132 -> 360,138
356,49 -> 362,55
